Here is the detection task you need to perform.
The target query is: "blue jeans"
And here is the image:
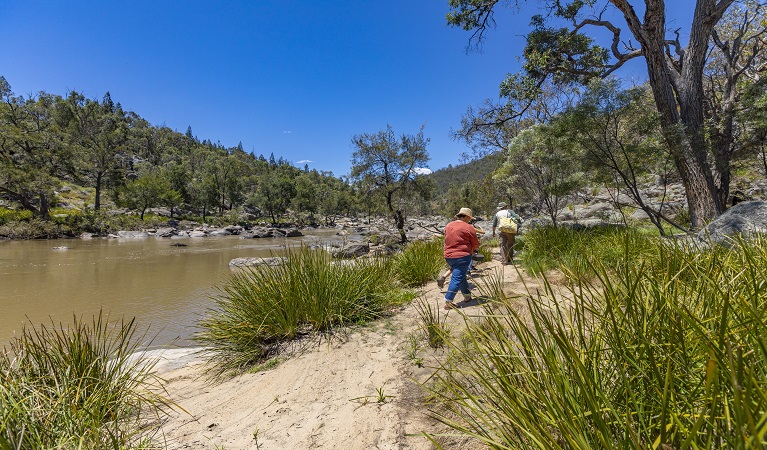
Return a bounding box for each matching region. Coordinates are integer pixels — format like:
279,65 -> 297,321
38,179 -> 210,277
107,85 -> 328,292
444,254 -> 472,302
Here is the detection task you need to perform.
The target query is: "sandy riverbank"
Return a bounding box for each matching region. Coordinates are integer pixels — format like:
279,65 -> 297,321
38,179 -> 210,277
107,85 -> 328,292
146,258 -> 538,449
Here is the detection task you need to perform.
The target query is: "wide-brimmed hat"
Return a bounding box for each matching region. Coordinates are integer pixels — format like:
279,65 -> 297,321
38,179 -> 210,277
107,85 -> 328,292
455,207 -> 474,220
497,202 -> 507,208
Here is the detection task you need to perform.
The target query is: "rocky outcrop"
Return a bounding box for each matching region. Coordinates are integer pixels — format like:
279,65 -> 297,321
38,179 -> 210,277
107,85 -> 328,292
332,242 -> 370,258
697,201 -> 767,245
229,256 -> 287,268
111,231 -> 150,239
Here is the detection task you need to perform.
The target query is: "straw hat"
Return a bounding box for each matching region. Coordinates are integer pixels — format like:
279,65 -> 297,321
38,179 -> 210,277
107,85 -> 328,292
454,207 -> 474,220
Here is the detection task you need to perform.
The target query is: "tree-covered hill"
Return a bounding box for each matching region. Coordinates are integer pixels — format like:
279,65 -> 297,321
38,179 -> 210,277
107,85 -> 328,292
0,76 -> 359,231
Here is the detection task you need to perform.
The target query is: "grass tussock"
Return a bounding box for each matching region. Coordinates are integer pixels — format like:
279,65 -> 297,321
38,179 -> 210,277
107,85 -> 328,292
519,225 -> 653,279
427,232 -> 767,449
394,238 -> 445,287
414,298 -> 449,349
197,247 -> 411,378
0,312 -> 172,450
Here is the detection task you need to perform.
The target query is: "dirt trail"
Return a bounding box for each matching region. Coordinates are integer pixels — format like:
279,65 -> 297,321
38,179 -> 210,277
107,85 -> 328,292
153,257 -> 544,449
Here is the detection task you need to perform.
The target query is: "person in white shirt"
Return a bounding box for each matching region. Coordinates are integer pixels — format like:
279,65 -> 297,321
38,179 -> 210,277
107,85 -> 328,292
491,202 -> 522,264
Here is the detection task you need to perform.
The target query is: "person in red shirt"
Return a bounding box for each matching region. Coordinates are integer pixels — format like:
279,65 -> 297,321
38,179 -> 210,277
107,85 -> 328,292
442,207 -> 480,309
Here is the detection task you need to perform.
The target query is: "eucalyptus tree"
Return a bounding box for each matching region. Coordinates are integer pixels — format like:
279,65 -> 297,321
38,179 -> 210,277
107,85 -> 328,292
496,123 -> 583,227
447,0 -> 755,227
252,164 -> 297,225
117,164 -> 175,220
350,125 -> 431,243
704,0 -> 767,205
560,79 -> 685,234
61,91 -> 128,210
0,78 -> 65,218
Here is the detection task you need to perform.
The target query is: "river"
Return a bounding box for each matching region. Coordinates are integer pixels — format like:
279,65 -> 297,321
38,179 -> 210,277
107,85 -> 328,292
0,230 -> 347,348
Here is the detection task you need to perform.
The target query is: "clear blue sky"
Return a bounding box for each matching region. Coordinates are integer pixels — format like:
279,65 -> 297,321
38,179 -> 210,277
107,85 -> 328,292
1,1 -> 691,176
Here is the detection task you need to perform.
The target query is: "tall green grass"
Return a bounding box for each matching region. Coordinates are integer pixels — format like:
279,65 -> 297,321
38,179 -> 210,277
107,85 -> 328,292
0,313 -> 172,449
427,235 -> 767,449
197,247 -> 407,378
394,238 -> 445,287
520,225 -> 653,279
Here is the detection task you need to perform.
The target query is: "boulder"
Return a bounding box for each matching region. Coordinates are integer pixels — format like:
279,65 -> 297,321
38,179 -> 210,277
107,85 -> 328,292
189,230 -> 208,238
115,231 -> 150,239
697,201 -> 767,245
332,242 -> 370,259
208,229 -> 231,237
229,256 -> 287,268
224,225 -> 243,235
284,228 -> 303,237
154,227 -> 177,237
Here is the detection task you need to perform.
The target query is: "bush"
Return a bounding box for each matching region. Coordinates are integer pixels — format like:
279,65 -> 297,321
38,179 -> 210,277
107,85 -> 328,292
427,236 -> 767,449
197,247 -> 407,378
0,208 -> 33,225
0,312 -> 172,449
0,219 -> 63,239
394,238 -> 445,287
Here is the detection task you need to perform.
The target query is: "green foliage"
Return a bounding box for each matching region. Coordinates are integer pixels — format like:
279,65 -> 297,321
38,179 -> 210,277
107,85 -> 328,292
497,123 -> 584,226
428,153 -> 504,217
0,208 -> 33,225
0,312 -> 172,449
0,78 -> 365,230
414,298 -> 449,349
520,225 -> 652,279
427,235 -> 767,449
0,218 -> 64,239
196,247 -> 401,378
394,238 -> 445,287
351,125 -> 431,240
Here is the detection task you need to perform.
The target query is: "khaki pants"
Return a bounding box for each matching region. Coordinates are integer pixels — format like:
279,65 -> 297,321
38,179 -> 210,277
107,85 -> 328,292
499,232 -> 516,263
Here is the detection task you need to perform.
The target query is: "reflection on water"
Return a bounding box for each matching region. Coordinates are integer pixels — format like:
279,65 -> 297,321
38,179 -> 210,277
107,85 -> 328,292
0,230 -> 345,347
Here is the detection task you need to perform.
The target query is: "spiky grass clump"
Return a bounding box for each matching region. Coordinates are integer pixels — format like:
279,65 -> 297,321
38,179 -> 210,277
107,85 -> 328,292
0,313 -> 172,450
520,225 -> 653,279
427,235 -> 767,449
197,247 -> 400,378
414,298 -> 449,349
394,238 -> 445,287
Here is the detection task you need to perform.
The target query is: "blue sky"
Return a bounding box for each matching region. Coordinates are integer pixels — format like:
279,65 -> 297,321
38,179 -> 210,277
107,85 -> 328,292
1,1 -> 691,176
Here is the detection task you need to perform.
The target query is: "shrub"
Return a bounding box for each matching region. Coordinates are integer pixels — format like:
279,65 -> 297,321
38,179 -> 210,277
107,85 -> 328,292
427,236 -> 767,449
0,208 -> 33,225
394,238 -> 445,287
0,312 -> 172,449
197,247 -> 403,378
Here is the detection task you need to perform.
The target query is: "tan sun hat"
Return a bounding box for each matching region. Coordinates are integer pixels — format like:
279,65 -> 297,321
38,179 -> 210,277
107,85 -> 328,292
497,202 -> 507,208
454,207 -> 474,220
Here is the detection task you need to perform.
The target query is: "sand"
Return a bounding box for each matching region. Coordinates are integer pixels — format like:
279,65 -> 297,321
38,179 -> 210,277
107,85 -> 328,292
149,259 -> 537,449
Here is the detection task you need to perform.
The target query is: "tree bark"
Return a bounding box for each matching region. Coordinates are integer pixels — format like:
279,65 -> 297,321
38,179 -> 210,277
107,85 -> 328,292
620,0 -> 728,228
94,171 -> 103,211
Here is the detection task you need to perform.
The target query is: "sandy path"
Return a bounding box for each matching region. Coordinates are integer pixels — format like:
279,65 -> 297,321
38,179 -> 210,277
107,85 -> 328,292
151,258 -> 540,449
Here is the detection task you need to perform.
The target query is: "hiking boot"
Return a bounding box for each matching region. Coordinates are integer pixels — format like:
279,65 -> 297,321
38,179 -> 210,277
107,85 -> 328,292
462,293 -> 472,302
444,302 -> 457,310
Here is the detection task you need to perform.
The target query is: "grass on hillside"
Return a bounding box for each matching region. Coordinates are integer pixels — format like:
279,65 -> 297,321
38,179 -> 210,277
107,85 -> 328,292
0,312 -> 173,450
426,230 -> 767,449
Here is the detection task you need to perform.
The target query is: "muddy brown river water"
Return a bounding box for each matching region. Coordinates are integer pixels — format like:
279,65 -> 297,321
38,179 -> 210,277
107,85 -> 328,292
0,230 -> 346,347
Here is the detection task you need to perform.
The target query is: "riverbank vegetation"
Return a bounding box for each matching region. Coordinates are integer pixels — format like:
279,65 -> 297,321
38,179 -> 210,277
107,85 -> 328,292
196,246 -> 429,378
427,228 -> 767,448
0,313 -> 172,449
